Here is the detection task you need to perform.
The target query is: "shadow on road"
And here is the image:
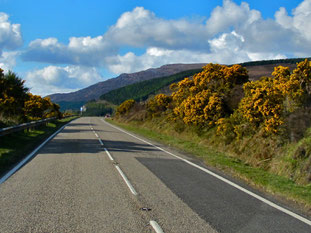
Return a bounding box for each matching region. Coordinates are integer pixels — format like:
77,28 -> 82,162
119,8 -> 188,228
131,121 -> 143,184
38,138 -> 159,154
39,138 -> 103,154
136,157 -> 311,233
104,140 -> 159,153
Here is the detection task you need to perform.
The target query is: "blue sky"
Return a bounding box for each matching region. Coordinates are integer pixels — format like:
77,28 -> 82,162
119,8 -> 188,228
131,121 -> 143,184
0,0 -> 310,95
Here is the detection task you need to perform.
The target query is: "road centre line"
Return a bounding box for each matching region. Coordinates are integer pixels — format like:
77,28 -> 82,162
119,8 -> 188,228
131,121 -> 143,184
98,138 -> 104,146
150,221 -> 165,233
104,148 -> 114,161
90,127 -> 113,160
89,124 -> 137,196
93,122 -> 164,232
115,165 -> 138,195
0,123 -> 69,185
102,119 -> 311,226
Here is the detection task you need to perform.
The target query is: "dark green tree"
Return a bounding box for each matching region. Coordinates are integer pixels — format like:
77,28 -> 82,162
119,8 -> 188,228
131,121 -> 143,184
0,70 -> 29,122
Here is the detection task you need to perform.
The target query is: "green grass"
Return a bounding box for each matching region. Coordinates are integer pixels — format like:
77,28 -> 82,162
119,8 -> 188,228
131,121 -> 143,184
108,119 -> 311,211
0,116 -> 78,176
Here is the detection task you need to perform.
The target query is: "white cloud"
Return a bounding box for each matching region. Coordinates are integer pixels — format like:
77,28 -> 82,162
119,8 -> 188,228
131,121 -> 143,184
25,65 -> 103,96
0,12 -> 22,53
205,0 -> 261,35
0,51 -> 19,73
21,6 -> 211,67
107,7 -> 210,50
0,12 -> 22,71
274,0 -> 311,55
106,29 -> 287,74
20,0 -> 311,77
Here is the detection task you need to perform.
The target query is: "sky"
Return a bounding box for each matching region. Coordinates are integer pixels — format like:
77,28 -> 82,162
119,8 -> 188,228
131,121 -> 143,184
0,0 -> 310,96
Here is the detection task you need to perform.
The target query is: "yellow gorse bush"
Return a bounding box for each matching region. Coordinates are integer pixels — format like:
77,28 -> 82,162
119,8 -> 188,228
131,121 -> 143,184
23,93 -> 61,121
117,60 -> 311,137
147,94 -> 172,117
171,63 -> 248,127
237,59 -> 311,133
116,99 -> 136,116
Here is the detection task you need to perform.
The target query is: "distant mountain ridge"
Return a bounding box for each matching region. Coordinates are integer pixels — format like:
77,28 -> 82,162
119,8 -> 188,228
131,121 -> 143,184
48,63 -> 207,103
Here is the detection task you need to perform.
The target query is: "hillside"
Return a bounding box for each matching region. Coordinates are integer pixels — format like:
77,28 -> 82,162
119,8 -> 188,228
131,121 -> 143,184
50,57 -> 310,111
100,58 -> 310,105
100,69 -> 202,105
82,100 -> 116,116
48,63 -> 207,103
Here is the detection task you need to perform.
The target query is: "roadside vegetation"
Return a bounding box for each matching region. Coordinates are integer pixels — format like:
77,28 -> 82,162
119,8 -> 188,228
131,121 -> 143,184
81,99 -> 116,116
113,59 -> 311,211
0,68 -> 62,127
0,116 -> 77,177
0,67 -> 78,176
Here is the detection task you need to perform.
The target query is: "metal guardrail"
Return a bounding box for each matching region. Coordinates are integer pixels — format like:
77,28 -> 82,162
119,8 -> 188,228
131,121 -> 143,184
0,117 -> 57,137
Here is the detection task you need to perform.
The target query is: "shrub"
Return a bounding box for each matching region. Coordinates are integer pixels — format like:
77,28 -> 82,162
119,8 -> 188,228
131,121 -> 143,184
171,63 -> 249,128
237,59 -> 311,134
147,94 -> 172,117
116,99 -> 136,117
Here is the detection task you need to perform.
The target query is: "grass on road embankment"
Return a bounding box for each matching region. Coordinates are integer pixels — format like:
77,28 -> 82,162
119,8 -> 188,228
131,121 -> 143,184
107,119 -> 311,214
0,117 -> 78,177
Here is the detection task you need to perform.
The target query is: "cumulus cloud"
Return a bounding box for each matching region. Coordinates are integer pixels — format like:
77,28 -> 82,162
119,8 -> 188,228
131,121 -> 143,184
0,12 -> 22,72
106,43 -> 286,74
22,6 -> 210,67
22,36 -> 116,66
205,0 -> 261,35
274,0 -> 311,55
21,0 -> 311,76
25,65 -> 103,96
0,51 -> 19,73
0,12 -> 22,53
107,7 -> 210,51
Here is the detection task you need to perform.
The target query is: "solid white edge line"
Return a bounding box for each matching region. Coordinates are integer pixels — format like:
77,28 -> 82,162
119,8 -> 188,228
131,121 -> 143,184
102,119 -> 311,226
150,221 -> 164,233
104,148 -> 114,161
0,122 -> 70,185
115,165 -> 138,195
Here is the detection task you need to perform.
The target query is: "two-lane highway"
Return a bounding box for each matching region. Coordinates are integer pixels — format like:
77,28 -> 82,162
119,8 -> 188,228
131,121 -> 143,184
1,117 -> 311,232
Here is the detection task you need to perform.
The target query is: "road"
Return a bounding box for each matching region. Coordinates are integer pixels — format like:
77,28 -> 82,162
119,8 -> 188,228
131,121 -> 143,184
0,117 -> 310,232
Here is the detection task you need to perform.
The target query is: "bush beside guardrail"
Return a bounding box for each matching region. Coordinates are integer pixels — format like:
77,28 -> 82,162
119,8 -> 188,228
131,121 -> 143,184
0,117 -> 57,136
0,115 -> 78,137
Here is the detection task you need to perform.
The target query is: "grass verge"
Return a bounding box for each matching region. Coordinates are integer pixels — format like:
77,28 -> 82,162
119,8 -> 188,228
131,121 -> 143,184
0,116 -> 78,177
107,119 -> 311,214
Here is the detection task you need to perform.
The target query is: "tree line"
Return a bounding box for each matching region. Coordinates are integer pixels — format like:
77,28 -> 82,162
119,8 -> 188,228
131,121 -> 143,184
0,68 -> 62,127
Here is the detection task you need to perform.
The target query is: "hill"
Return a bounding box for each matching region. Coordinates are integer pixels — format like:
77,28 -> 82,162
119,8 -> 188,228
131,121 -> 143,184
50,57 -> 310,110
100,58 -> 311,105
100,68 -> 202,105
48,63 -> 206,104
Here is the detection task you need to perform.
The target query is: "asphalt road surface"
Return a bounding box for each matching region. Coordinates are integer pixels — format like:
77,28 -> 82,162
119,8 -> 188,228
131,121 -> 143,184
0,117 -> 310,233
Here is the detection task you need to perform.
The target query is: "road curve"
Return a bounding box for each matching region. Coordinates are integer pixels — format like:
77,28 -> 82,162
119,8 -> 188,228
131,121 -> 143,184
0,117 -> 310,233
